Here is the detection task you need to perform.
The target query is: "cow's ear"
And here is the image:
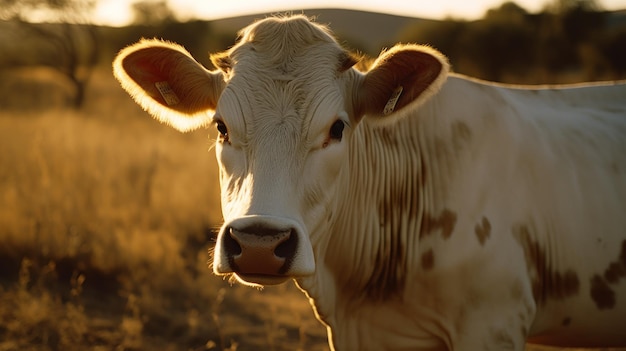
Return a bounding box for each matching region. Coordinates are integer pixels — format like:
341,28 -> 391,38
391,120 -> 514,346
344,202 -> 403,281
355,44 -> 449,124
113,39 -> 225,132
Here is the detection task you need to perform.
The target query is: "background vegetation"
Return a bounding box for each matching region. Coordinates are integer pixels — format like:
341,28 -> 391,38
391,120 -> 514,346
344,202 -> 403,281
397,0 -> 626,83
0,0 -> 625,350
0,69 -> 328,350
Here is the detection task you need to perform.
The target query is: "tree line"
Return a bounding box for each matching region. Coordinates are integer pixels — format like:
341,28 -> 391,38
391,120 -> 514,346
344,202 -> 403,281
397,0 -> 626,83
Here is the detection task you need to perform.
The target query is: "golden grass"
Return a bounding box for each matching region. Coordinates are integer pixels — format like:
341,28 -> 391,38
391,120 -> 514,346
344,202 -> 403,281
0,67 -> 327,351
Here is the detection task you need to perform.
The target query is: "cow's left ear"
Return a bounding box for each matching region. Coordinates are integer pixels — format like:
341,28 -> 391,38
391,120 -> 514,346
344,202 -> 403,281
113,39 -> 225,132
355,44 -> 449,123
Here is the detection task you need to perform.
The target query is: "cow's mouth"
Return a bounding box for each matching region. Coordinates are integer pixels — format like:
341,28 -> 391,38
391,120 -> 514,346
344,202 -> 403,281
235,273 -> 291,286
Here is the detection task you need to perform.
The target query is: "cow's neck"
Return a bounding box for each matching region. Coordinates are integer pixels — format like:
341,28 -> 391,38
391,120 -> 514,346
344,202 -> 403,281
331,120 -> 431,299
296,88 -> 465,335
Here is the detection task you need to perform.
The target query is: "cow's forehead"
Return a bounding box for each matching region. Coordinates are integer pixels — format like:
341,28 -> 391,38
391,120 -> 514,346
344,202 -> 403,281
215,16 -> 352,139
221,15 -> 350,84
231,15 -> 340,72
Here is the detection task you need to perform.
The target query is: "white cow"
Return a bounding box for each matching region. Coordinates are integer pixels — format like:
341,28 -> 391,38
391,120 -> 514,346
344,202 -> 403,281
113,15 -> 626,351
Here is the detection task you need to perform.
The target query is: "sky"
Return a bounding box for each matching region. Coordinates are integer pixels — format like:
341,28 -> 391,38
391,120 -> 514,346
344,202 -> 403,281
94,0 -> 626,26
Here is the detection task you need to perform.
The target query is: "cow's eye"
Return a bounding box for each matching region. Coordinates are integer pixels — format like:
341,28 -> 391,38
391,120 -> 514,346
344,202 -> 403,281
216,120 -> 228,139
329,120 -> 345,141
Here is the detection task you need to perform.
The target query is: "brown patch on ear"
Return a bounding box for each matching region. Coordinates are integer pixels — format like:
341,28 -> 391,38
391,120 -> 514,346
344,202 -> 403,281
210,51 -> 233,72
358,46 -> 445,118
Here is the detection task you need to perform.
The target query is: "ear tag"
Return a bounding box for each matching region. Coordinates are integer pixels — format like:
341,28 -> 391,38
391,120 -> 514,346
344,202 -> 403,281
383,86 -> 403,115
155,81 -> 180,106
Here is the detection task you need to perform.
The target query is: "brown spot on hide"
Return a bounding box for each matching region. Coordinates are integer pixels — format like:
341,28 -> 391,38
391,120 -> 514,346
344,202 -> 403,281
475,217 -> 491,246
512,224 -> 580,305
605,261 -> 626,284
590,275 -> 616,309
451,121 -> 472,151
365,196 -> 409,301
603,240 -> 626,284
362,233 -> 407,301
421,249 -> 435,271
420,209 -> 457,240
590,240 -> 626,309
364,133 -> 427,301
561,317 -> 571,326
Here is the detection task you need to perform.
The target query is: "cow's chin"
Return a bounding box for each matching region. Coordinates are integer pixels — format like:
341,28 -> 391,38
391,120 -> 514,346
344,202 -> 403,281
235,274 -> 291,287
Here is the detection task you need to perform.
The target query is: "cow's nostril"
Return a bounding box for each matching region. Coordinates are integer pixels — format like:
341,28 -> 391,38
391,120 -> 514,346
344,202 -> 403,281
274,230 -> 297,259
224,228 -> 242,256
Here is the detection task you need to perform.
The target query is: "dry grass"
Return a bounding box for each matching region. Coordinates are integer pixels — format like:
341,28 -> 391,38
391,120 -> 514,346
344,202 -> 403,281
0,67 -> 327,351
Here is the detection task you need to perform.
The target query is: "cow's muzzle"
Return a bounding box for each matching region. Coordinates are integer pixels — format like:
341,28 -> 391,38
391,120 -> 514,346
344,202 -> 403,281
213,215 -> 315,285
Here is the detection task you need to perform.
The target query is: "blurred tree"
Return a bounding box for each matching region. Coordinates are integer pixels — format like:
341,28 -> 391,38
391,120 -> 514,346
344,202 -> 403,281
131,0 -> 176,26
396,19 -> 467,70
0,0 -> 99,108
597,26 -> 626,77
485,1 -> 528,23
537,0 -> 606,75
395,0 -> 625,83
545,0 -> 601,13
398,2 -> 535,81
463,2 -> 534,80
160,20 -> 213,63
127,1 -> 218,67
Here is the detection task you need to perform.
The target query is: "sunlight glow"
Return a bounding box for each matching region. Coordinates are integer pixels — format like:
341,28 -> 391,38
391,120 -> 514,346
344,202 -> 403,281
92,0 -> 626,26
170,0 -> 549,20
93,0 -> 136,26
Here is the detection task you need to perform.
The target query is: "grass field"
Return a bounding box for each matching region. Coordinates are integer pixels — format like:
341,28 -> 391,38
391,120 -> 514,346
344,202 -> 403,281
1,67 -> 622,351
0,67 -> 328,351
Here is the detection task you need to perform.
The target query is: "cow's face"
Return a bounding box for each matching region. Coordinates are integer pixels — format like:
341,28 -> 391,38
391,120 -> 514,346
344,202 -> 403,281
113,15 -> 448,286
211,76 -> 352,285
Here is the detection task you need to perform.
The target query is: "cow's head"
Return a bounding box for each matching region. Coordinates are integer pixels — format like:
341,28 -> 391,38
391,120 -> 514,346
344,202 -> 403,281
113,15 -> 448,286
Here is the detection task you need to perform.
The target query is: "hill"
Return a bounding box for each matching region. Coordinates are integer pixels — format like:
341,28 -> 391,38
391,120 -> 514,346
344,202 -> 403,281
209,8 -> 435,54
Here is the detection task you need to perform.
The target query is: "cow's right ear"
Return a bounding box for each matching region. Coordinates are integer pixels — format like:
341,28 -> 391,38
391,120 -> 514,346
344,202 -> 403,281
113,39 -> 225,132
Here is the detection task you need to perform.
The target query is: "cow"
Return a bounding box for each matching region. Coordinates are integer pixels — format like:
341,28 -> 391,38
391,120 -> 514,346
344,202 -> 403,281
113,14 -> 626,351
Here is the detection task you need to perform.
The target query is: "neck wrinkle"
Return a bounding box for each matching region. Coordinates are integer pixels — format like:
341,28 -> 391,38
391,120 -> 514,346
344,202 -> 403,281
325,115 -> 433,302
295,93 -> 459,348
